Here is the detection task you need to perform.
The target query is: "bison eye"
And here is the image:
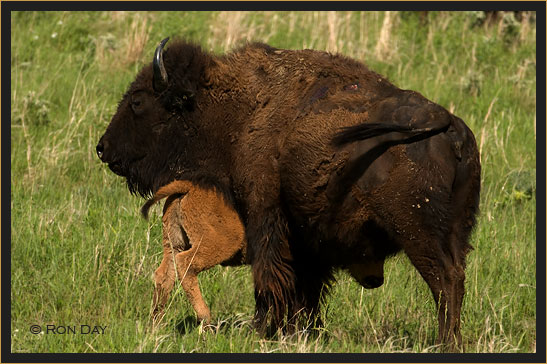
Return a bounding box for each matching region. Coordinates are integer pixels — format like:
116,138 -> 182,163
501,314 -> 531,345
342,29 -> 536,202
130,90 -> 149,115
130,97 -> 145,115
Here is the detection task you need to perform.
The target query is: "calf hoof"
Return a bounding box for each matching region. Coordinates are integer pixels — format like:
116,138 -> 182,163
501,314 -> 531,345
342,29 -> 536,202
150,308 -> 167,329
196,312 -> 212,326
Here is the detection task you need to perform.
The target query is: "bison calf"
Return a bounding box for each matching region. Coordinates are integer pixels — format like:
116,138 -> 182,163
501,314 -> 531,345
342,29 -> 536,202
141,180 -> 246,324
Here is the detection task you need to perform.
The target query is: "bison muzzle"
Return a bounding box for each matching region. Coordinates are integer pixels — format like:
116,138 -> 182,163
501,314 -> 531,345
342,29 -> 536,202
97,37 -> 480,349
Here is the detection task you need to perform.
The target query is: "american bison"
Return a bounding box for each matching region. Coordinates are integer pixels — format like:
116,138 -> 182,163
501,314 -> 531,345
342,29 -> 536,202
97,37 -> 480,347
141,179 -> 385,326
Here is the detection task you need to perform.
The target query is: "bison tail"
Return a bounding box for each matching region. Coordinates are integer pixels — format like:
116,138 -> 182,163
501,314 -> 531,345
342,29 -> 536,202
140,180 -> 194,219
332,122 -> 446,147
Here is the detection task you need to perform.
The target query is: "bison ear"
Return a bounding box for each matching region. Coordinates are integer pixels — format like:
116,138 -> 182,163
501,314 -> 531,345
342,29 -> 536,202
153,37 -> 170,92
181,91 -> 195,102
173,90 -> 196,111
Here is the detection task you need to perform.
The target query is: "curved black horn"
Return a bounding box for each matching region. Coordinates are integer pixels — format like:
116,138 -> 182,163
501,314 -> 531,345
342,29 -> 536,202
153,37 -> 170,92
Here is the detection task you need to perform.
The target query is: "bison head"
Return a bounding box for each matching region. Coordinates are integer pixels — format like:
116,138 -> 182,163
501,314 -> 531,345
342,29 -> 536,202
96,38 -> 211,197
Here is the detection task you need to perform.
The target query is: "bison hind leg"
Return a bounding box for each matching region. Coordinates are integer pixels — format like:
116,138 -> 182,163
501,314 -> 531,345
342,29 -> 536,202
399,224 -> 471,351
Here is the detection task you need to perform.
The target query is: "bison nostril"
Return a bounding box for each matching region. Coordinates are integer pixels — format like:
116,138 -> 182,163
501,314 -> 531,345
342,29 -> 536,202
96,142 -> 104,161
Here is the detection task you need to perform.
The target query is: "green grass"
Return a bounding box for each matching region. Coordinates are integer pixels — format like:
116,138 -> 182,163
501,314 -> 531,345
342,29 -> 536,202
10,11 -> 537,353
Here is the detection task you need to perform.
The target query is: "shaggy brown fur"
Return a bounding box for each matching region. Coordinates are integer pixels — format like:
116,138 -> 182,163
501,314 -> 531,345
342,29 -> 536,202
98,39 -> 480,348
141,180 -> 246,324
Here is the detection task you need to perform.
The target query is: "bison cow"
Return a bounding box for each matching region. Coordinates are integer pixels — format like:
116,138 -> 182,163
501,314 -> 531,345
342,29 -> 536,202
97,37 -> 480,348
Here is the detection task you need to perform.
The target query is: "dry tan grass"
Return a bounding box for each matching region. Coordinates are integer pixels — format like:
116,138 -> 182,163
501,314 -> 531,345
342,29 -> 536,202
123,14 -> 150,66
478,97 -> 497,164
205,11 -> 396,64
95,13 -> 150,72
209,12 -> 253,51
518,11 -> 534,43
326,11 -> 340,53
375,11 -> 398,61
109,11 -> 127,22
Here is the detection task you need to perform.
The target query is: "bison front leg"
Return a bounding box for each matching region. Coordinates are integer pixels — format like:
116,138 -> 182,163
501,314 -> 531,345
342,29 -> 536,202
287,254 -> 335,332
246,206 -> 297,335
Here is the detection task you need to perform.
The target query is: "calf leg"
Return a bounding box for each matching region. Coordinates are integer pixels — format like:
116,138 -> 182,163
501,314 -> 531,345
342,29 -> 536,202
152,197 -> 183,322
174,188 -> 246,324
152,251 -> 176,322
175,249 -> 212,324
174,231 -> 243,324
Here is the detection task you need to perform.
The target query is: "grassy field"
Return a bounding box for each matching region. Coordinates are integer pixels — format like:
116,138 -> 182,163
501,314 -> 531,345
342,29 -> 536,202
10,11 -> 537,353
